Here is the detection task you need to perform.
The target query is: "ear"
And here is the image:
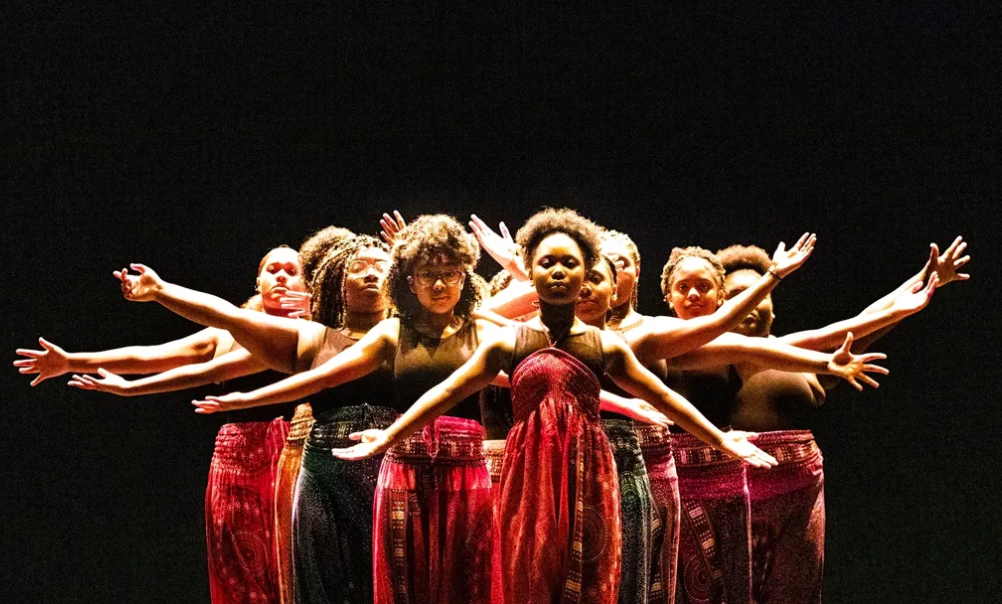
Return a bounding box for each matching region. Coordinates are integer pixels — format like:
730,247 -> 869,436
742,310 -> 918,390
255,277 -> 261,292
407,276 -> 416,294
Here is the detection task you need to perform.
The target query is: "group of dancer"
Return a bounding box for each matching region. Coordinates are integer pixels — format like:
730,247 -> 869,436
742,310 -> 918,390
14,207 -> 969,604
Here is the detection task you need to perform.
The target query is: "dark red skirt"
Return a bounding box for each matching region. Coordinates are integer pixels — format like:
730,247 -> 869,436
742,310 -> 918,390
373,416 -> 494,604
673,433 -> 751,604
748,431 -> 824,604
206,418 -> 289,604
275,404 -> 313,604
636,424 -> 680,604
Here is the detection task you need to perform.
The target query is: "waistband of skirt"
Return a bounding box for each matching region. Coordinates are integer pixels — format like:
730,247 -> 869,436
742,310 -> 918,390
672,432 -> 739,467
483,439 -> 506,482
750,430 -> 821,466
635,423 -> 673,454
306,404 -> 399,450
213,418 -> 288,469
285,403 -> 315,443
386,416 -> 485,464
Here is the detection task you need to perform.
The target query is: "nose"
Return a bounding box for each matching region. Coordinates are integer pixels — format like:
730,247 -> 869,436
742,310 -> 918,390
687,287 -> 701,301
579,283 -> 593,298
363,266 -> 380,280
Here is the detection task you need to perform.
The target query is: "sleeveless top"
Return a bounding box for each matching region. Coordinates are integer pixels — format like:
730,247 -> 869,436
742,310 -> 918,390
507,324 -> 606,384
729,367 -> 825,432
307,328 -> 395,422
393,319 -> 482,420
664,364 -> 742,432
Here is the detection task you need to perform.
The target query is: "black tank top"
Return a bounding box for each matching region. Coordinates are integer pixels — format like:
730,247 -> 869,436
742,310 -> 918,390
393,319 -> 482,420
220,369 -> 301,423
729,367 -> 825,432
664,364 -> 742,432
507,324 -> 606,381
308,328 -> 395,421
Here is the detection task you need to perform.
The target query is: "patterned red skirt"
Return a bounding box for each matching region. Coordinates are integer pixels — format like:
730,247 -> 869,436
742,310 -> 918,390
748,431 -> 824,604
373,416 -> 494,604
501,348 -> 621,604
206,418 -> 289,604
673,433 -> 751,604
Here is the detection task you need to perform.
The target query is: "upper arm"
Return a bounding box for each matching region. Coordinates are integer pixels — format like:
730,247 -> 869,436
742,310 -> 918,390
141,327 -> 222,364
309,319 -> 397,388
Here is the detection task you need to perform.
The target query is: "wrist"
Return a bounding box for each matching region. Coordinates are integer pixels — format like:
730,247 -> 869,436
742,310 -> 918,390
767,265 -> 785,280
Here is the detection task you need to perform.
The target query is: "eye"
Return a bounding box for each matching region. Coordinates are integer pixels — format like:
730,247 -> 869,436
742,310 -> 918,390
699,283 -> 711,292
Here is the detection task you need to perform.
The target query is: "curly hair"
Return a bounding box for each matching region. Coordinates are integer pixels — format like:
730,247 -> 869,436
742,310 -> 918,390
716,244 -> 772,276
659,246 -> 726,297
601,229 -> 640,309
487,269 -> 514,296
386,214 -> 482,323
311,235 -> 389,329
298,226 -> 356,288
515,208 -> 601,269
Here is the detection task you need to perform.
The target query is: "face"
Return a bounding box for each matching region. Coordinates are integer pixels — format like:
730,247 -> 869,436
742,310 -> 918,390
576,261 -> 617,324
724,270 -> 774,337
666,256 -> 723,320
407,254 -> 466,316
529,232 -> 587,305
257,248 -> 307,310
601,240 -> 638,309
344,247 -> 392,314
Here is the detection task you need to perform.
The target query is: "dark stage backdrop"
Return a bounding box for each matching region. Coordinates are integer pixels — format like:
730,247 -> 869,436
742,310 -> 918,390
4,4 -> 1000,604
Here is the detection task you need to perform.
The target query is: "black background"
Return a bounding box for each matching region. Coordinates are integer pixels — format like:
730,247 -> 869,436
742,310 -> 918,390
4,3 -> 1001,603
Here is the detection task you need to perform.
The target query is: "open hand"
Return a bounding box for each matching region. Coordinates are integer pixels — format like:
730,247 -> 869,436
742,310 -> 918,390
115,264 -> 163,302
469,215 -> 522,276
68,368 -> 131,396
828,333 -> 890,390
632,401 -> 674,428
331,428 -> 389,460
928,237 -> 971,286
716,430 -> 777,468
891,274 -> 938,314
191,392 -> 249,414
280,289 -> 312,318
14,337 -> 70,386
380,211 -> 407,245
770,233 -> 817,279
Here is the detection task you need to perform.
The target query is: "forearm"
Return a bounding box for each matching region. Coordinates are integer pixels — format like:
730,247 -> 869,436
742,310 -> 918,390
478,281 -> 538,319
65,347 -> 200,375
781,307 -> 912,351
382,374 -> 493,446
598,391 -> 648,422
676,337 -> 830,374
231,370 -> 332,410
120,355 -> 265,397
861,270 -> 925,315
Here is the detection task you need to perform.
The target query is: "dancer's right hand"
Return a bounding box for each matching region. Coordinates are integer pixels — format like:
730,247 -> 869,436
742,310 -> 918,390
770,232 -> 816,279
68,368 -> 131,396
115,264 -> 163,302
13,337 -> 69,386
716,431 -> 778,469
191,392 -> 248,414
280,290 -> 312,318
469,215 -> 521,276
331,429 -> 389,460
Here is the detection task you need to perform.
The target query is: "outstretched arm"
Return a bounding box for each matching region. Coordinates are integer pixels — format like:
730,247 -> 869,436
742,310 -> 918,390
13,330 -> 223,386
117,264 -> 307,373
67,348 -> 268,397
472,279 -> 538,321
781,275 -> 937,351
599,391 -> 672,427
602,335 -> 776,468
332,332 -> 511,460
632,234 -> 816,363
673,332 -> 888,391
191,319 -> 396,413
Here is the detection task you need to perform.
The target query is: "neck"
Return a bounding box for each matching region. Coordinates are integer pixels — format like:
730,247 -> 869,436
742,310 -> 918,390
539,300 -> 578,332
415,307 -> 458,334
263,305 -> 299,319
606,299 -> 638,329
344,308 -> 387,334
578,310 -> 607,330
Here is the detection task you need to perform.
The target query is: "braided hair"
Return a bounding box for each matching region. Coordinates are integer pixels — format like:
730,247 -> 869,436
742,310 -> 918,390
311,234 -> 389,329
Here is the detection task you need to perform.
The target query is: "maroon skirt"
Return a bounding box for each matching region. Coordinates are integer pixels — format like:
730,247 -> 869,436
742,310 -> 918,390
748,431 -> 824,604
636,424 -> 680,604
373,416 -> 494,604
673,433 -> 751,604
206,418 -> 290,604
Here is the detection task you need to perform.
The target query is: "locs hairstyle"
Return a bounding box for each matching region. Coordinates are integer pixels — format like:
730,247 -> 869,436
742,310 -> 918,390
311,235 -> 389,329
386,214 -> 482,323
515,208 -> 602,268
299,225 -> 357,288
659,246 -> 726,297
716,244 -> 772,277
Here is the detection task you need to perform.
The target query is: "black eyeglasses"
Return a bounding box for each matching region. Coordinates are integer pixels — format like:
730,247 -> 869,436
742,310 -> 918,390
414,270 -> 464,286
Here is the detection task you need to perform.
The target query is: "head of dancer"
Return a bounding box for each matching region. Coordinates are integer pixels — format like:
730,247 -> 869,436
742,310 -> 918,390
717,244 -> 775,337
659,246 -> 726,320
311,234 -> 392,328
388,214 -> 482,324
255,246 -> 308,315
516,208 -> 602,308
298,225 -> 357,289
600,229 -> 640,312
576,255 -> 619,327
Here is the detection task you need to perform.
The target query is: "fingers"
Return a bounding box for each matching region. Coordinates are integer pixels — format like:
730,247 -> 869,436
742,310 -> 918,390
848,377 -> 863,391
30,374 -> 44,387
861,363 -> 889,376
38,337 -> 54,351
499,221 -> 512,241
944,236 -> 962,257
838,332 -> 854,352
953,240 -> 967,258
348,431 -> 363,441
393,210 -> 406,229
858,374 -> 881,389
191,400 -> 220,414
130,263 -> 149,274
772,241 -> 786,258
793,232 -> 810,250
13,355 -> 40,363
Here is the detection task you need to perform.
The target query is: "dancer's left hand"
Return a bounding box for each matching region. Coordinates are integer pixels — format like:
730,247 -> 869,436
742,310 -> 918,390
331,429 -> 388,460
191,392 -> 249,414
827,333 -> 889,390
68,368 -> 131,396
280,290 -> 312,318
716,431 -> 777,468
380,211 -> 407,245
115,264 -> 163,302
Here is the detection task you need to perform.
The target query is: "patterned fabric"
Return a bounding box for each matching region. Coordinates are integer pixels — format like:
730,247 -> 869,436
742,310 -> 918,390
501,348 -> 622,604
293,404 -> 399,604
747,431 -> 824,604
275,404 -> 314,604
206,418 -> 290,604
603,420 -> 658,604
636,424 -> 680,604
373,416 -> 494,604
673,433 -> 752,604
